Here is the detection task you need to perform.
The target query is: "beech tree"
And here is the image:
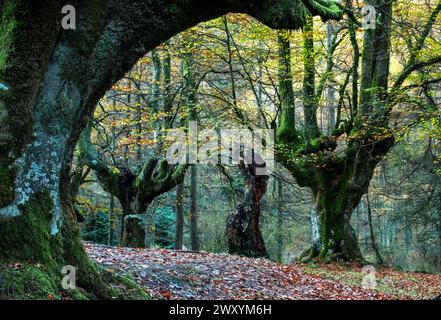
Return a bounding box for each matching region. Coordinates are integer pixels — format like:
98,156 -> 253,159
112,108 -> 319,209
78,121 -> 188,246
276,0 -> 441,261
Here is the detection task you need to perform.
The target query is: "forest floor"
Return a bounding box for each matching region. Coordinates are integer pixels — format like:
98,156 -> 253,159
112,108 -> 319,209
85,242 -> 441,300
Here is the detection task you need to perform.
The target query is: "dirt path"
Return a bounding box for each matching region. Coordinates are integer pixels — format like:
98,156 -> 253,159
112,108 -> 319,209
85,242 -> 403,300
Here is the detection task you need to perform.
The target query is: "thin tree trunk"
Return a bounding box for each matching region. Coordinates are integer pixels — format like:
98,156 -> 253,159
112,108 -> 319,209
326,22 -> 336,133
108,195 -> 115,246
310,196 -> 321,257
276,178 -> 284,263
404,214 -> 413,251
354,203 -> 360,242
181,40 -> 198,251
276,30 -> 298,143
120,213 -> 126,246
175,182 -> 185,250
366,192 -> 384,264
438,208 -> 441,270
144,203 -> 156,249
302,13 -> 320,140
189,165 -> 200,251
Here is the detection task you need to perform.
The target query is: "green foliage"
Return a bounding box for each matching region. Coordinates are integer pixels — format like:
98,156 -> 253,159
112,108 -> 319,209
153,206 -> 176,249
0,193 -> 56,265
81,211 -> 109,245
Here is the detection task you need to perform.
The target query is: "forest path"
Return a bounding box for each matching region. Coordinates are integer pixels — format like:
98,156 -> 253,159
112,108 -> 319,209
84,242 -> 418,300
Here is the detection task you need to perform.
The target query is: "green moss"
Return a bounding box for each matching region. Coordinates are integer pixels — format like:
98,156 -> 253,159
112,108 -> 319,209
58,210 -> 113,299
276,121 -> 300,146
309,137 -> 320,150
99,268 -> 151,300
0,1 -> 17,207
0,262 -> 102,300
0,193 -> 56,266
0,155 -> 15,207
0,262 -> 152,300
0,0 -> 16,71
0,192 -> 116,299
302,0 -> 343,21
0,263 -> 60,300
250,0 -> 306,30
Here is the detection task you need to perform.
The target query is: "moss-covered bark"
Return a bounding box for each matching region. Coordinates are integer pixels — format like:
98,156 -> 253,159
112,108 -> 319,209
79,122 -> 188,245
0,191 -> 114,298
121,216 -> 145,248
276,30 -> 299,144
274,0 -> 403,261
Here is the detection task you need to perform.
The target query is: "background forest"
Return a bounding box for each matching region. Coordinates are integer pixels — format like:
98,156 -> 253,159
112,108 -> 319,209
75,1 -> 441,273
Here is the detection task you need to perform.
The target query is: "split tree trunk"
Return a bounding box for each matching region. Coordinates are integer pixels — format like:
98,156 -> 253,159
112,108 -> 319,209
226,160 -> 269,258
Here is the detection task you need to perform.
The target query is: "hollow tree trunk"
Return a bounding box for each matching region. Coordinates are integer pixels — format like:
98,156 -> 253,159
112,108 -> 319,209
119,196 -> 150,247
226,160 -> 269,258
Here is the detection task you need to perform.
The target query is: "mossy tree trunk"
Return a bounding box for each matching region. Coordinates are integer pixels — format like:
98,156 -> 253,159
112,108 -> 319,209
0,0 -> 342,297
121,216 -> 145,248
79,121 -> 188,246
276,5 -> 380,261
311,136 -> 393,260
278,1 -> 440,261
